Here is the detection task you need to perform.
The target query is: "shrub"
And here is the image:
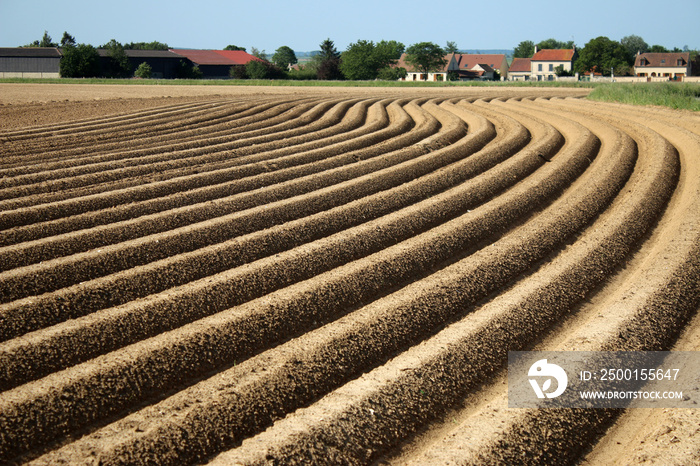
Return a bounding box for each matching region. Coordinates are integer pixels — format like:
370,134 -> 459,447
245,60 -> 285,79
377,66 -> 408,81
229,65 -> 247,79
134,62 -> 152,79
175,60 -> 202,79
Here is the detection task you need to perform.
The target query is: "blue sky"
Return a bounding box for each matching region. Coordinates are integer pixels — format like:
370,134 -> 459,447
1,0 -> 698,53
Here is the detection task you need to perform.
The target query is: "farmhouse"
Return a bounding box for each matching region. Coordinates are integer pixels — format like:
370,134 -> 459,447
451,54 -> 509,80
530,47 -> 576,81
169,49 -> 262,78
397,52 -> 508,81
508,57 -> 532,81
396,53 -> 451,81
634,52 -> 691,80
0,47 -> 61,78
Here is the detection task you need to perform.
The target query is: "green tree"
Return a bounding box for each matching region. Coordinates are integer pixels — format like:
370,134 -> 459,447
250,47 -> 267,60
102,39 -> 132,78
620,35 -> 649,61
445,41 -> 459,54
340,40 -> 378,80
377,66 -> 407,81
60,32 -> 76,47
224,45 -> 246,51
59,43 -> 100,77
39,31 -> 57,47
245,60 -> 268,79
25,30 -> 57,47
374,40 -> 404,65
513,40 -> 535,58
125,41 -> 169,50
244,59 -> 283,79
374,40 -> 405,80
340,39 -> 405,80
316,38 -> 343,80
650,44 -> 670,53
404,42 -> 446,80
134,62 -> 152,78
271,45 -> 297,69
537,38 -> 574,50
574,36 -> 629,76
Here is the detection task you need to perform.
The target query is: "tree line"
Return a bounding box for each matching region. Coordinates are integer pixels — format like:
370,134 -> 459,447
514,36 -> 699,77
21,31 -> 699,80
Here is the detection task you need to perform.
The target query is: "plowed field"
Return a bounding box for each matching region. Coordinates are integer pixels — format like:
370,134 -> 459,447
1,84 -> 698,465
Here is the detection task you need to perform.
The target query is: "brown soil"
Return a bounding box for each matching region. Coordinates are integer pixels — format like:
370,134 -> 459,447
0,83 -> 697,465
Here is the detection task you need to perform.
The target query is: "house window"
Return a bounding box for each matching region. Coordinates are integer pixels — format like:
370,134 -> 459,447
538,64 -> 542,72
549,64 -> 554,71
677,59 -> 685,66
661,59 -> 665,64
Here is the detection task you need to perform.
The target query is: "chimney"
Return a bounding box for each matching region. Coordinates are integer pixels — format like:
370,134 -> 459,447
533,45 -> 538,55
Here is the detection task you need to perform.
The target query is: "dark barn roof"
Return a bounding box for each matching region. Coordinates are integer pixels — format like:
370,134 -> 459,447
0,47 -> 61,58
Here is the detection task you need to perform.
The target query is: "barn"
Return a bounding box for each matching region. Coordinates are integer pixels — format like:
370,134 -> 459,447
0,47 -> 61,78
97,49 -> 185,79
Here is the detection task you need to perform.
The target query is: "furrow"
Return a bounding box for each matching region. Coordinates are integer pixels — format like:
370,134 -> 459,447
0,99 -> 335,196
0,103 -> 599,461
0,98 -> 463,297
0,99 -> 227,145
0,98 -> 371,214
0,98 -> 382,245
0,99 -> 271,167
0,99 -> 497,371
0,97 -> 518,340
0,98 -> 382,229
203,99 -> 679,466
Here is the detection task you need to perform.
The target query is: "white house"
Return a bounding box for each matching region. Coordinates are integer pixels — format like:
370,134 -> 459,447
396,52 -> 507,81
530,47 -> 576,81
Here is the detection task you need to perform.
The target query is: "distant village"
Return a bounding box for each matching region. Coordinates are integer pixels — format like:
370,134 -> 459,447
0,34 -> 696,83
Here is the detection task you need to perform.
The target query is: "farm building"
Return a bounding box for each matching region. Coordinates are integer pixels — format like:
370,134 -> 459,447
508,57 -> 532,81
396,53 -> 451,81
0,47 -> 61,78
530,47 -> 576,81
97,49 -> 185,78
169,49 -> 263,78
634,52 -> 691,80
450,54 -> 509,80
397,53 -> 508,82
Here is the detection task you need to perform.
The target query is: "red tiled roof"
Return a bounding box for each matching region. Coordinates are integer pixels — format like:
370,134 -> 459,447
453,54 -> 506,70
635,52 -> 690,67
509,57 -> 531,72
532,49 -> 575,61
214,50 -> 264,65
170,49 -> 261,65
